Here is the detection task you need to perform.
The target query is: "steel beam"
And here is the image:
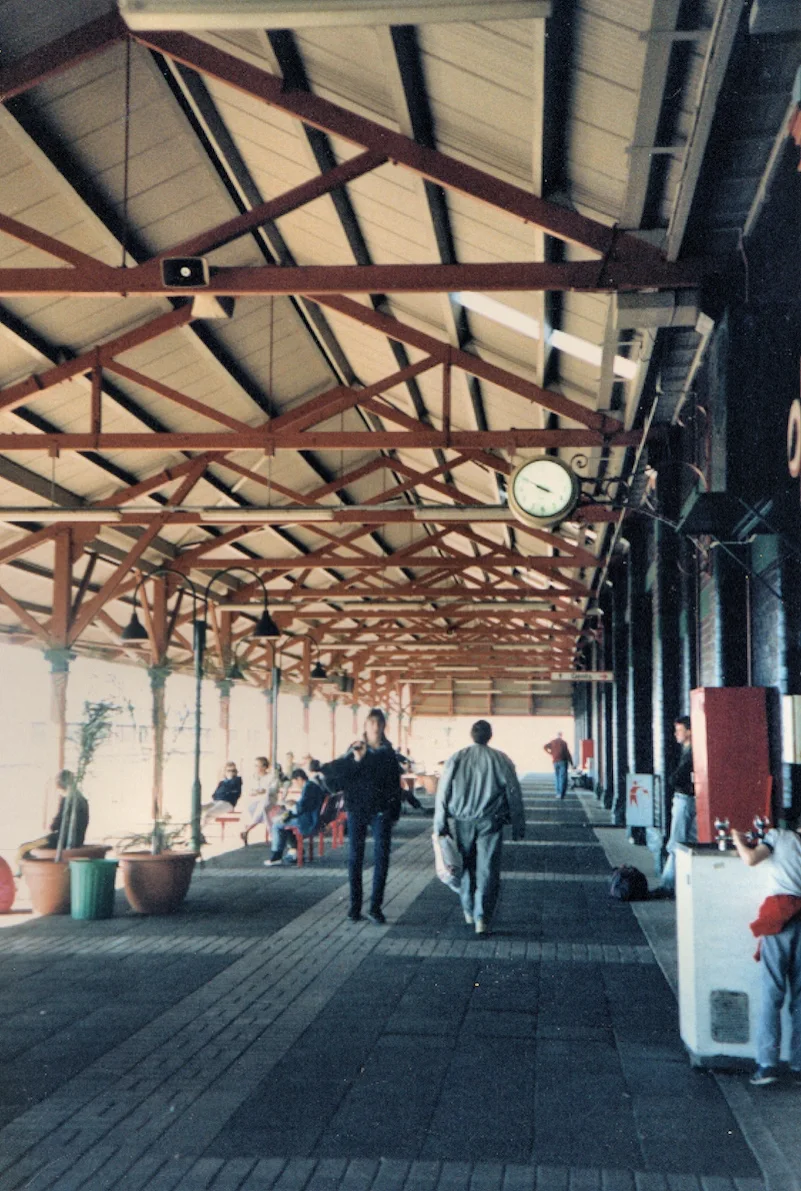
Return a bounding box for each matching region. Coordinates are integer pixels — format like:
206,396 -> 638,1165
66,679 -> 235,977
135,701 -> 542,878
0,259 -> 701,297
0,429 -> 643,453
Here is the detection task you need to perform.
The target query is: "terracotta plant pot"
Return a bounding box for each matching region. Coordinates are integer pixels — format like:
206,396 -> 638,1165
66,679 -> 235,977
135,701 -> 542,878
21,858 -> 71,915
0,856 -> 16,913
118,851 -> 198,915
30,845 -> 111,861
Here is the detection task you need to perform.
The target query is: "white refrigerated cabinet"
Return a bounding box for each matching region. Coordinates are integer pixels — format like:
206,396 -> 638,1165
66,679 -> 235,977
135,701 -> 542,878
676,842 -> 790,1067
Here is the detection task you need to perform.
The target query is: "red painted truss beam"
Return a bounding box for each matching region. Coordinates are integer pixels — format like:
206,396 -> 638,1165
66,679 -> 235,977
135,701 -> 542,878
0,429 -> 643,452
316,295 -> 621,433
0,258 -> 701,296
0,305 -> 194,417
130,30 -> 673,271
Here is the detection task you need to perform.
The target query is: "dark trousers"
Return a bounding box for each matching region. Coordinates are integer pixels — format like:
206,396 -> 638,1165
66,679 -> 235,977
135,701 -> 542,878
347,811 -> 393,914
453,815 -> 503,924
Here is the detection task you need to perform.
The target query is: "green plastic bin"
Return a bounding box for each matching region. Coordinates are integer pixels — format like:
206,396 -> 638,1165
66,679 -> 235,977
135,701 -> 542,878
69,858 -> 118,920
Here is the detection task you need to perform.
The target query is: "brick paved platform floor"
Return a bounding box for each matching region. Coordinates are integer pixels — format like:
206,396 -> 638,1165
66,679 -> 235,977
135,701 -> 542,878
0,778 -> 798,1191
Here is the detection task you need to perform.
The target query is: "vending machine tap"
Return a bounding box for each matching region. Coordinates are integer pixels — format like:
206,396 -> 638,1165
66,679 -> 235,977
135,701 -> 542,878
750,815 -> 770,844
713,817 -> 731,851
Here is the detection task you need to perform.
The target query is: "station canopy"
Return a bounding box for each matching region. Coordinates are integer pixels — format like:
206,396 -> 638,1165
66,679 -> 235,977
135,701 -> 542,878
0,0 -> 792,716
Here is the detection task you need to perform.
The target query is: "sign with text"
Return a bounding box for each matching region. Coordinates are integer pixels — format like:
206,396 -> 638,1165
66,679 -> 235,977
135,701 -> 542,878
550,671 -> 614,682
625,774 -> 654,828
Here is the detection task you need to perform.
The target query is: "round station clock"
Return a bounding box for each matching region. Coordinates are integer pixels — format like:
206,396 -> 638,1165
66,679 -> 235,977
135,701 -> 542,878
508,456 -> 580,527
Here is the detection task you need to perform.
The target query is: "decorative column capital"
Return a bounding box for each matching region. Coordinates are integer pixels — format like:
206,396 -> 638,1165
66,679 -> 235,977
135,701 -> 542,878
44,647 -> 75,673
301,694 -> 313,709
215,677 -> 235,698
148,662 -> 172,691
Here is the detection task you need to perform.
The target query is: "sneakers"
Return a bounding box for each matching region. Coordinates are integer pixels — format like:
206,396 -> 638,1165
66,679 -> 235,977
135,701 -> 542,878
285,848 -> 297,861
264,856 -> 283,867
475,918 -> 489,936
463,911 -> 474,926
347,910 -> 363,923
749,1067 -> 779,1086
367,908 -> 386,925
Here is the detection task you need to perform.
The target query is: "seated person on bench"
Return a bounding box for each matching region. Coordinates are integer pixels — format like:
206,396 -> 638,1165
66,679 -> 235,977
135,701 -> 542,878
202,762 -> 243,825
264,769 -> 325,866
240,756 -> 282,845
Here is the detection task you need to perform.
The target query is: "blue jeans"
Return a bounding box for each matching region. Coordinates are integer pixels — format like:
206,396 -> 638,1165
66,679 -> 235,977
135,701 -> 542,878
659,792 -> 697,891
270,818 -> 298,858
757,918 -> 801,1071
554,761 -> 569,798
347,811 -> 393,915
453,815 -> 503,924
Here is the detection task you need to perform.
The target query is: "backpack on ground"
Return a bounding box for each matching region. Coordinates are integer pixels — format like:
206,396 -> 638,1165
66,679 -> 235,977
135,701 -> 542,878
609,865 -> 649,901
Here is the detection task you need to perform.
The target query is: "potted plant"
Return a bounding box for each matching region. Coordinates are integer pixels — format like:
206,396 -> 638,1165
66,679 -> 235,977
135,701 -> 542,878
21,700 -> 118,915
117,815 -> 198,915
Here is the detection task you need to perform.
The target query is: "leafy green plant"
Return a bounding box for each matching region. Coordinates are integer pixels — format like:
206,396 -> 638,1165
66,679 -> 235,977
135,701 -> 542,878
55,699 -> 119,862
116,814 -> 190,856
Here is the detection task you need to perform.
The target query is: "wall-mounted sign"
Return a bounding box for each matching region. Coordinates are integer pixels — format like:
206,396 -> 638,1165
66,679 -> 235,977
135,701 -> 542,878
550,671 -> 614,682
625,774 -> 654,827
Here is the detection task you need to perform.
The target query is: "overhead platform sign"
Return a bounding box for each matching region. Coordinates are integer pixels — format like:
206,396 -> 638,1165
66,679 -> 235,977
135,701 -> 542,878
550,671 -> 614,682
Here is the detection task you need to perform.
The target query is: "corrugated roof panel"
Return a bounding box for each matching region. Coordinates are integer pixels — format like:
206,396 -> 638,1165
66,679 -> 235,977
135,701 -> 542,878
204,297 -> 334,409
445,192 -> 544,263
290,26 -> 398,127
570,71 -> 639,138
0,0 -> 113,60
422,20 -> 537,100
0,296 -> 172,360
571,6 -> 649,91
578,0 -> 654,34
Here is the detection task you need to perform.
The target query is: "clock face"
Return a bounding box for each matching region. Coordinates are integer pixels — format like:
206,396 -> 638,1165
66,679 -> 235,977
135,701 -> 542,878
508,457 -> 579,526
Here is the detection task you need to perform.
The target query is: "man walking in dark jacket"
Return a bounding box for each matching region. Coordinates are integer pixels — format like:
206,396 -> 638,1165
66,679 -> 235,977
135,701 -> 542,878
434,720 -> 525,936
321,708 -> 401,925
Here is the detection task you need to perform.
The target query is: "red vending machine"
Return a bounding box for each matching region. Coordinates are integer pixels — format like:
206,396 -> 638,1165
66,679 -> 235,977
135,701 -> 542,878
689,687 -> 772,842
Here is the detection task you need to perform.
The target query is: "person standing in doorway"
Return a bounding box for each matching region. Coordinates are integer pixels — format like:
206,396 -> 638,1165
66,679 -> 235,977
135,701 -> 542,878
434,720 -> 525,936
321,708 -> 402,925
544,731 -> 573,799
658,716 -> 695,895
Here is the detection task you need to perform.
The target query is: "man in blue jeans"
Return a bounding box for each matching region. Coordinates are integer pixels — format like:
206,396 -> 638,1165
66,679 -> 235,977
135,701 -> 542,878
321,708 -> 401,926
544,732 -> 572,799
263,769 -> 324,866
658,716 -> 695,895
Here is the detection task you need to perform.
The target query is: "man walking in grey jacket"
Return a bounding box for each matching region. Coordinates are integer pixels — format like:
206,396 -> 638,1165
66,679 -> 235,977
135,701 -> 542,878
434,720 -> 525,936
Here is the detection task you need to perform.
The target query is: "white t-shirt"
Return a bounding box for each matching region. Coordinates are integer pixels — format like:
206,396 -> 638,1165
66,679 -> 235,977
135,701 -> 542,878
763,828 -> 801,896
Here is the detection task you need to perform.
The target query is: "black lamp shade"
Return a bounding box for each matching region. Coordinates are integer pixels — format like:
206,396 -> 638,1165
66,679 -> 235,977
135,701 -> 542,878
310,660 -> 327,680
252,608 -> 281,639
120,609 -> 149,642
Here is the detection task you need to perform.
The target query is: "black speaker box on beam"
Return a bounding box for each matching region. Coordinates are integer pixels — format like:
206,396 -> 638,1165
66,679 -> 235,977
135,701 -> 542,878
160,257 -> 210,288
